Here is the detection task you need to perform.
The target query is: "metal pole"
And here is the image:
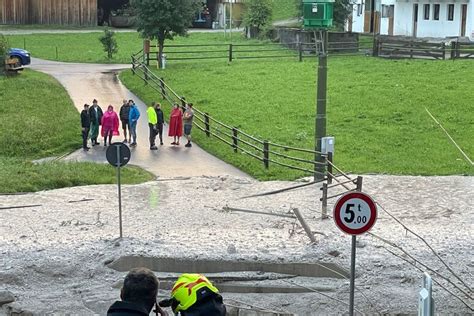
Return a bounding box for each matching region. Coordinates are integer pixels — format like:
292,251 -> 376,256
116,145 -> 123,239
349,235 -> 356,316
230,0 -> 233,40
315,30 -> 328,181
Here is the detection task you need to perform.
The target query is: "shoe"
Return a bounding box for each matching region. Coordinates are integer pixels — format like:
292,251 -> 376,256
92,141 -> 97,146
104,143 -> 107,146
160,142 -> 164,146
185,143 -> 192,148
150,146 -> 158,150
170,142 -> 176,145
130,142 -> 137,147
83,147 -> 90,151
123,138 -> 128,143
176,142 -> 180,146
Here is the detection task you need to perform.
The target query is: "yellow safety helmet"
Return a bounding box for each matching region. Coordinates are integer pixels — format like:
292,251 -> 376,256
170,274 -> 220,313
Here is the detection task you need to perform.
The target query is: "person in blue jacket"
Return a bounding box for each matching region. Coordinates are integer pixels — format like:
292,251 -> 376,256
128,100 -> 140,147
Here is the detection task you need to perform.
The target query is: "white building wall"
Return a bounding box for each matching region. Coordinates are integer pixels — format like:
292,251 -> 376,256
393,2 -> 414,36
469,0 -> 474,40
418,3 -> 465,37
348,0 -> 365,33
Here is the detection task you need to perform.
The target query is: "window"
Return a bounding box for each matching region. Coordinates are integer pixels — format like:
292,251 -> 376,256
382,5 -> 389,18
358,3 -> 363,15
357,4 -> 361,16
424,4 -> 430,20
433,4 -> 440,20
447,4 -> 454,21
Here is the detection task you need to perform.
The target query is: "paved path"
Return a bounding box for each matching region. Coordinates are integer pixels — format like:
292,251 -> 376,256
30,58 -> 249,178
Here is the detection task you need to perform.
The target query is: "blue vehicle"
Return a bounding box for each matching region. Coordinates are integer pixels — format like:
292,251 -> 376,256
9,48 -> 31,65
6,48 -> 31,71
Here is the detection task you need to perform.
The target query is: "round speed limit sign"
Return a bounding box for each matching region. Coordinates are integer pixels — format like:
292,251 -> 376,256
333,192 -> 377,235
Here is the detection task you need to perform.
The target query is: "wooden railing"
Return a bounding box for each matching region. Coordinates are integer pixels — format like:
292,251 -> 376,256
131,51 -> 331,178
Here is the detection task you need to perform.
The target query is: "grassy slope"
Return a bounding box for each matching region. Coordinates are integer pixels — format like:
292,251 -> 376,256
272,0 -> 299,22
0,70 -> 153,193
121,57 -> 474,179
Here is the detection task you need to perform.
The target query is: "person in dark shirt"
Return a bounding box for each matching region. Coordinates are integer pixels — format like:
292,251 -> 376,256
119,99 -> 132,143
154,102 -> 165,146
88,99 -> 103,146
107,267 -> 168,316
80,104 -> 91,151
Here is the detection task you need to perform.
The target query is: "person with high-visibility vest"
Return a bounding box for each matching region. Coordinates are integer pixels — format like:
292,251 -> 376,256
159,274 -> 226,315
147,102 -> 158,150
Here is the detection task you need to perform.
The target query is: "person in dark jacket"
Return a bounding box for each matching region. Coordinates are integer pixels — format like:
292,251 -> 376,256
88,99 -> 103,146
154,102 -> 165,146
81,103 -> 91,151
119,99 -> 132,143
107,267 -> 168,316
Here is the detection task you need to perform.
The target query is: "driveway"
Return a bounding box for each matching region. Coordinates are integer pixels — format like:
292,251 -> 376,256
30,58 -> 249,178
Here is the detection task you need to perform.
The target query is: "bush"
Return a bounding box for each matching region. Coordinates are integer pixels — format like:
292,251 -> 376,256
243,0 -> 272,38
99,28 -> 118,59
0,35 -> 9,75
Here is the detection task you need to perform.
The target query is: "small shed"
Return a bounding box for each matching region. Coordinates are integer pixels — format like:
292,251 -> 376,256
0,0 -> 98,26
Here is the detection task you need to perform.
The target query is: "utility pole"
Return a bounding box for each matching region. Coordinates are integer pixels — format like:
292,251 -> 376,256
315,30 -> 328,181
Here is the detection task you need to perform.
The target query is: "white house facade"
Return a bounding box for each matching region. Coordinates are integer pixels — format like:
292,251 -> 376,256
347,0 -> 474,40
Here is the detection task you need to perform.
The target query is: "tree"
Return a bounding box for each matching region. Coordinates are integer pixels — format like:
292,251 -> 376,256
243,0 -> 273,38
99,29 -> 118,59
131,0 -> 201,69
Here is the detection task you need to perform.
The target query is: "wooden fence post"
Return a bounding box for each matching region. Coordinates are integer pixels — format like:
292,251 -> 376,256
298,42 -> 303,62
410,41 -> 414,59
229,44 -> 233,62
321,182 -> 328,219
356,176 -> 363,192
204,113 -> 210,137
232,128 -> 238,153
160,77 -> 166,99
451,41 -> 456,59
327,152 -> 333,184
144,66 -> 148,84
263,141 -> 269,169
456,42 -> 461,58
146,53 -> 150,66
181,97 -> 186,112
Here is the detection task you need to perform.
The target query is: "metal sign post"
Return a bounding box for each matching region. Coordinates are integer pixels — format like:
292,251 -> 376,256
418,272 -> 435,316
106,142 -> 131,239
116,144 -> 123,238
333,191 -> 377,316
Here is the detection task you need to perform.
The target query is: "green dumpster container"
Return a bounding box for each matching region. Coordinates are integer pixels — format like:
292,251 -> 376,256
303,0 -> 335,29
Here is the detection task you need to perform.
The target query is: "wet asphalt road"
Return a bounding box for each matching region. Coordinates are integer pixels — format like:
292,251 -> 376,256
30,58 -> 249,178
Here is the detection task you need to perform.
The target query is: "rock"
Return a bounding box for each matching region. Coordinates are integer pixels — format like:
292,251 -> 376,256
3,302 -> 32,315
356,240 -> 367,248
227,244 -> 237,254
0,290 -> 15,306
328,250 -> 341,257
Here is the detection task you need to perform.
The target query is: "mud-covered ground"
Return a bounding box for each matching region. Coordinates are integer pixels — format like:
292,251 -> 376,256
0,175 -> 472,315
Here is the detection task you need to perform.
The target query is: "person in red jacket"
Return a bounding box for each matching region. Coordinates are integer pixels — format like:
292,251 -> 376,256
101,105 -> 120,146
168,103 -> 183,145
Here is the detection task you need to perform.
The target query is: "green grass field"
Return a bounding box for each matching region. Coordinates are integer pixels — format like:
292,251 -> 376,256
0,69 -> 153,193
5,32 -> 265,64
121,57 -> 474,179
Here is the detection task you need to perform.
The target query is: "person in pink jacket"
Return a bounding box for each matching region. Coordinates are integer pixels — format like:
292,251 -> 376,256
101,105 -> 120,146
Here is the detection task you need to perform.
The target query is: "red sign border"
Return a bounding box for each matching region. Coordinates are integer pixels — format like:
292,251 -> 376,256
333,192 -> 377,235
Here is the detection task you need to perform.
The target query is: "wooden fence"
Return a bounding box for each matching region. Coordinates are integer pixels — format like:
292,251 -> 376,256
142,39 -> 375,65
0,0 -> 97,26
374,38 -> 447,60
132,50 -> 331,179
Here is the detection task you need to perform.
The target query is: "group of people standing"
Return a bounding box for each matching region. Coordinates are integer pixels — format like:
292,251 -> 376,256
80,99 -> 194,151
